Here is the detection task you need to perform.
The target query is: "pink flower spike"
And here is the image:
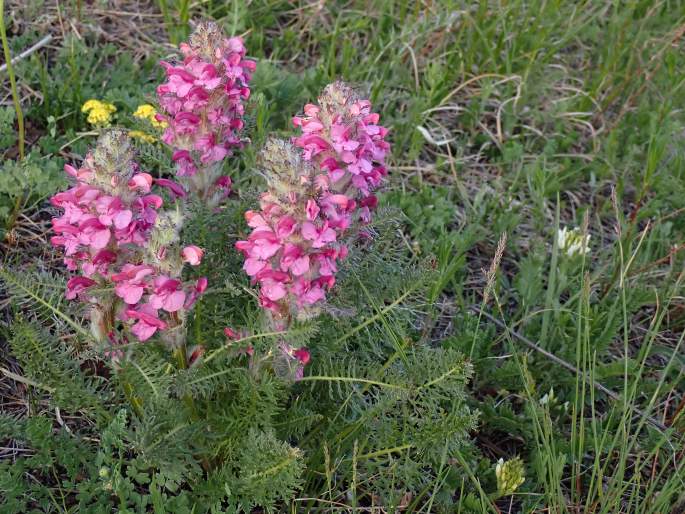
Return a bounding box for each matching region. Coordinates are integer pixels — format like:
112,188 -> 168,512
182,245 -> 204,266
292,81 -> 389,226
156,22 -> 254,202
51,131 -> 207,346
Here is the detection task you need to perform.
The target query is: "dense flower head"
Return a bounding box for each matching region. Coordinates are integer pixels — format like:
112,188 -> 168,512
236,84 -> 389,323
292,81 -> 390,225
495,457 -> 525,496
156,21 -> 255,203
50,131 -> 206,344
82,99 -> 117,127
236,139 -> 357,320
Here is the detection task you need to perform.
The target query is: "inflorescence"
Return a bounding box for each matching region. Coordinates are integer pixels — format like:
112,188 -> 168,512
51,131 -> 206,345
157,21 -> 255,205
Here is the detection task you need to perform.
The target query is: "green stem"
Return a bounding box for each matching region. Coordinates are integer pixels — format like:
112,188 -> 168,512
174,344 -> 211,471
122,379 -> 144,418
0,0 -> 25,160
174,345 -> 201,417
0,0 -> 28,237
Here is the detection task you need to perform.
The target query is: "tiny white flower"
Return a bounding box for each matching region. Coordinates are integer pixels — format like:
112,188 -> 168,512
540,387 -> 555,405
557,226 -> 590,257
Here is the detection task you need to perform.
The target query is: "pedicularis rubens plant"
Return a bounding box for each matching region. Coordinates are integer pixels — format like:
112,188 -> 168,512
3,21 -> 476,512
234,82 -> 390,379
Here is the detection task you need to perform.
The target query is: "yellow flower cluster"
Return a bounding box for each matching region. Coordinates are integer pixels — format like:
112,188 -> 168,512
128,130 -> 157,144
82,99 -> 117,127
133,104 -> 167,129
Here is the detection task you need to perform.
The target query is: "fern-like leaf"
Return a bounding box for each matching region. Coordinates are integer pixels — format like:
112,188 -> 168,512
0,266 -> 88,337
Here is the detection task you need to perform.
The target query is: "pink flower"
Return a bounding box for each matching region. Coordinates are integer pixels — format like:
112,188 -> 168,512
305,199 -> 320,220
182,245 -> 204,266
95,196 -> 133,229
301,221 -> 337,248
155,178 -> 187,199
149,276 -> 186,312
172,150 -> 198,177
128,173 -> 153,193
111,264 -> 156,305
82,249 -> 117,277
195,276 -> 208,293
126,304 -> 167,341
78,217 -> 111,249
66,276 -> 96,300
243,257 -> 266,276
183,276 -> 207,309
224,327 -> 240,340
278,342 -> 310,381
211,175 -> 233,203
261,278 -> 288,301
293,347 -> 310,365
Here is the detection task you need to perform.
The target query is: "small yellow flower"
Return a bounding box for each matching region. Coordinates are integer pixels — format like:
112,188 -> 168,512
82,99 -> 116,127
495,457 -> 525,496
133,104 -> 156,119
133,103 -> 167,129
128,130 -> 157,144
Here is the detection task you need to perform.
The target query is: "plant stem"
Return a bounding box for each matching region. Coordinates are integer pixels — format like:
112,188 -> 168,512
122,380 -> 144,418
0,0 -> 25,160
174,344 -> 201,418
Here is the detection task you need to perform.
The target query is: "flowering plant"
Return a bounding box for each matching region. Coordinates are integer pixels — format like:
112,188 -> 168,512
3,20 -> 478,513
557,226 -> 590,257
234,83 -> 389,378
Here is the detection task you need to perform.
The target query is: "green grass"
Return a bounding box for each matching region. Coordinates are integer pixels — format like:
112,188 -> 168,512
2,0 -> 685,512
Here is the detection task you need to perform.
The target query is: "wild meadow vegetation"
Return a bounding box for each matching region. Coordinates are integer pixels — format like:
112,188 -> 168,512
1,1 -> 685,512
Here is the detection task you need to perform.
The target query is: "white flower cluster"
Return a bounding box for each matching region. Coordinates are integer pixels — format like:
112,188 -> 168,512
557,226 -> 590,257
